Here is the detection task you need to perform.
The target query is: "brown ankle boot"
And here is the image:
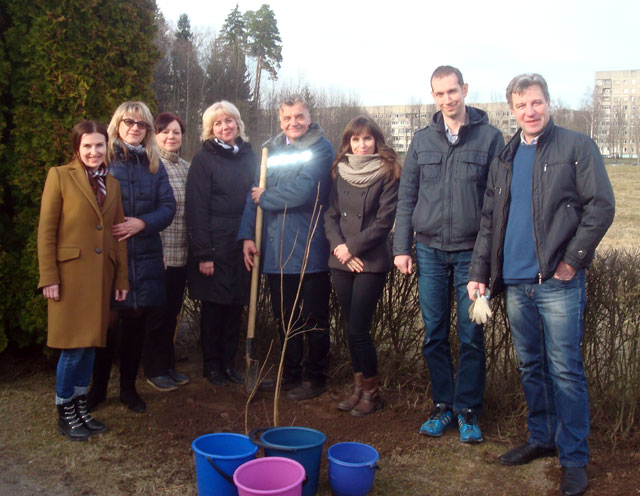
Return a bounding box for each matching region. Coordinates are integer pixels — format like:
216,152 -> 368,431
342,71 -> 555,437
337,372 -> 363,411
351,376 -> 382,417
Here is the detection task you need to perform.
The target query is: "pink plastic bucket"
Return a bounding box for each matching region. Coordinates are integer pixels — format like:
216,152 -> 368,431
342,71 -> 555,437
233,456 -> 306,496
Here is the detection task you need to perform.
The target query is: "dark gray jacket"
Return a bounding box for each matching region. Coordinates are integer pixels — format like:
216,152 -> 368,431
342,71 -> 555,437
324,173 -> 399,273
393,107 -> 504,255
468,119 -> 615,295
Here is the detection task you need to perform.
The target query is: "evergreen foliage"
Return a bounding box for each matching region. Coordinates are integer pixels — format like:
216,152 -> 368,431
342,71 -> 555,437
0,0 -> 158,352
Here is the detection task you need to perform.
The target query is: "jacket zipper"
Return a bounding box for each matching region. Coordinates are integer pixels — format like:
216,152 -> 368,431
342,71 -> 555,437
128,156 -> 137,308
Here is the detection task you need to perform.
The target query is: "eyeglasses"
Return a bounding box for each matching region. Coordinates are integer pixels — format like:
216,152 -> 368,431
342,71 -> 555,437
121,119 -> 150,130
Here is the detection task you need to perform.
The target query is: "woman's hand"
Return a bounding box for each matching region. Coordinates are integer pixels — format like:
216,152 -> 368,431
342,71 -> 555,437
42,284 -> 60,301
199,261 -> 214,276
113,217 -> 146,241
114,289 -> 128,302
346,257 -> 364,273
243,240 -> 257,271
333,244 -> 352,265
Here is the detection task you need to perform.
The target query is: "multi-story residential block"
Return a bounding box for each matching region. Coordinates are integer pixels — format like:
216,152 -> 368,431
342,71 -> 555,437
594,70 -> 639,158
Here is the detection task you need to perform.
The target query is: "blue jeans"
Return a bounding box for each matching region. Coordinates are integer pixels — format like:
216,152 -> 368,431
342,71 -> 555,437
56,348 -> 95,405
416,244 -> 485,413
506,270 -> 588,467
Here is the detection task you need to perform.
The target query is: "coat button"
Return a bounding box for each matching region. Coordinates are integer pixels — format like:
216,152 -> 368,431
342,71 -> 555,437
577,249 -> 585,258
357,213 -> 362,218
342,212 -> 347,217
95,248 -> 103,254
97,224 -> 103,230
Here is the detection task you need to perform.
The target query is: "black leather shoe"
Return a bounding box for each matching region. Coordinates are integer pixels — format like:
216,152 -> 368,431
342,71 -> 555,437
258,376 -> 301,392
498,443 -> 557,466
286,381 -> 327,401
205,370 -> 228,386
223,367 -> 244,384
561,466 -> 588,496
119,390 -> 147,413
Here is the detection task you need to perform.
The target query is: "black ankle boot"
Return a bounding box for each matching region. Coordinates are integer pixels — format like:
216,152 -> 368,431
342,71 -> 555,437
74,395 -> 107,434
119,388 -> 146,413
57,401 -> 90,442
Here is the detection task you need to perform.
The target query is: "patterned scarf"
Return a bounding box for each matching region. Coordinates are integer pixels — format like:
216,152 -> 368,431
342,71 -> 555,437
214,138 -> 239,154
337,154 -> 386,188
84,165 -> 107,209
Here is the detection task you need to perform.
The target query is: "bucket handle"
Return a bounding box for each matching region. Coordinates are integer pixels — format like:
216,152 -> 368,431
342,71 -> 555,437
248,427 -> 299,452
206,456 -> 235,485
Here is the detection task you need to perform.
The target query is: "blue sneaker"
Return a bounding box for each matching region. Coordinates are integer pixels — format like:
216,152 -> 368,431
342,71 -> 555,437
458,408 -> 483,444
420,403 -> 455,437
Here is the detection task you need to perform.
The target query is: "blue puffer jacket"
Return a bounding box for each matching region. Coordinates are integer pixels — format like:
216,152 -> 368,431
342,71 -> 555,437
108,142 -> 176,308
238,123 -> 334,274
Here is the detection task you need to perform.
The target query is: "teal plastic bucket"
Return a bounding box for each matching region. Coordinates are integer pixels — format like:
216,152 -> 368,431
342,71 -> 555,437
328,442 -> 379,496
250,427 -> 326,496
192,433 -> 259,496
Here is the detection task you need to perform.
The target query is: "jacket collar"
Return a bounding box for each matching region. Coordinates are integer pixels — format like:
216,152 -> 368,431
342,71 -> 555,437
67,159 -> 117,218
433,106 -> 488,142
500,117 -> 556,164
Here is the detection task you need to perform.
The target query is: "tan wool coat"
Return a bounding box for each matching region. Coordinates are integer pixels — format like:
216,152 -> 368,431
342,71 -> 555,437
37,160 -> 129,349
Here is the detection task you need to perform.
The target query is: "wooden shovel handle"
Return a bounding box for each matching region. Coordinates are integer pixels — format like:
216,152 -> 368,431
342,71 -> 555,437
247,148 -> 268,340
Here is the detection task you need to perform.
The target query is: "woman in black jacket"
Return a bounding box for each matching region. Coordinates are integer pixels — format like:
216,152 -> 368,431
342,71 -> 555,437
185,101 -> 256,386
324,117 -> 400,417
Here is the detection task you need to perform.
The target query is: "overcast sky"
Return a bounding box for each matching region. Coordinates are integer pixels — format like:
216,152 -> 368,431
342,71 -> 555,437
156,0 -> 640,109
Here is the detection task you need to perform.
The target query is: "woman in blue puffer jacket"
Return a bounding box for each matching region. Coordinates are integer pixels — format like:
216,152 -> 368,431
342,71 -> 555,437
87,101 -> 176,414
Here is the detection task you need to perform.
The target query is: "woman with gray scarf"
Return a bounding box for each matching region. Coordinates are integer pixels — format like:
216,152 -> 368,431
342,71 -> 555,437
324,117 -> 400,417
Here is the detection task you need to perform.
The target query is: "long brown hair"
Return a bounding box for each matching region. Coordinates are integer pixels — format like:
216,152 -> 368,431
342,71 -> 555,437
332,116 -> 400,181
71,120 -> 109,165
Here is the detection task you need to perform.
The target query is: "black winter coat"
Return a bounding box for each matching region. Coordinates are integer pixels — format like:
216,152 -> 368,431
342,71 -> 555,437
185,138 -> 257,304
469,119 -> 615,295
324,173 -> 399,273
393,107 -> 504,254
108,143 -> 176,309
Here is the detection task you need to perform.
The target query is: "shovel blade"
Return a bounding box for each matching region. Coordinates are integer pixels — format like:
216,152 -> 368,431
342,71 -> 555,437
244,338 -> 260,394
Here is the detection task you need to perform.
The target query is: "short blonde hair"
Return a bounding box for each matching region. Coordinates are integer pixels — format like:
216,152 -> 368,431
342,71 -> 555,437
201,100 -> 248,142
107,101 -> 161,173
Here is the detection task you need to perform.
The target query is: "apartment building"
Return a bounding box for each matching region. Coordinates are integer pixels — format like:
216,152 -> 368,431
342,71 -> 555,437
594,70 -> 639,158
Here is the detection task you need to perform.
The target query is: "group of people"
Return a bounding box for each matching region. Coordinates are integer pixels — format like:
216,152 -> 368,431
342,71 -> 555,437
37,65 -> 614,496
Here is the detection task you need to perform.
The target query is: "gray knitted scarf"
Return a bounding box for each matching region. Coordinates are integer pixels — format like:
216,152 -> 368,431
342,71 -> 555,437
337,154 -> 385,188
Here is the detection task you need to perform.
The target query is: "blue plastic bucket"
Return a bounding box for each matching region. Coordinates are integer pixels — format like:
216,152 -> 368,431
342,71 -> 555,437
250,427 -> 326,496
328,442 -> 379,496
192,433 -> 259,496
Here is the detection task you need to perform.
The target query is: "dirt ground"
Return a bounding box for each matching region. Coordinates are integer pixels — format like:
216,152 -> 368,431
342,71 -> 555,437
1,340 -> 638,496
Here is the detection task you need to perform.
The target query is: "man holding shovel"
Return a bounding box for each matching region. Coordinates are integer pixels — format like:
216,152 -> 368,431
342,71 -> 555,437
239,95 -> 334,401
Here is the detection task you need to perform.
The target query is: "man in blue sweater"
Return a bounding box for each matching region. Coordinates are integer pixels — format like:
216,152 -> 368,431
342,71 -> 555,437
468,74 -> 615,496
394,66 -> 504,443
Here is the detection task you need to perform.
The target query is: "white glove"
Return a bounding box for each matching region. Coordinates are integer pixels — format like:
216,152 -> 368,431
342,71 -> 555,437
469,291 -> 492,325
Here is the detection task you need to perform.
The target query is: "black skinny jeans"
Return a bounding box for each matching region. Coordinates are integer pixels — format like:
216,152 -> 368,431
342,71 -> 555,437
267,272 -> 330,386
92,307 -> 163,395
330,269 -> 387,378
200,301 -> 244,376
143,266 -> 186,378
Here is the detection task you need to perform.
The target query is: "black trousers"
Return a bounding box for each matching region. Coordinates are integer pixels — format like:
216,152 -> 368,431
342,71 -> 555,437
91,307 -> 163,395
143,266 -> 186,378
200,301 -> 244,376
331,269 -> 386,378
267,272 -> 330,386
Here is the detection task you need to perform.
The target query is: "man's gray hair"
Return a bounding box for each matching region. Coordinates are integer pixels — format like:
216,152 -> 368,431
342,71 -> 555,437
279,94 -> 309,112
506,73 -> 550,107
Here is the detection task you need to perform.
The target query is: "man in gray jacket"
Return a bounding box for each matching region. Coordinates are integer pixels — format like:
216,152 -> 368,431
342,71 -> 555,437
468,73 -> 614,496
394,66 -> 504,443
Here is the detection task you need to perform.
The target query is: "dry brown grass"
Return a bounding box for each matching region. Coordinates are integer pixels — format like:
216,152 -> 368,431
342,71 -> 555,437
599,164 -> 640,250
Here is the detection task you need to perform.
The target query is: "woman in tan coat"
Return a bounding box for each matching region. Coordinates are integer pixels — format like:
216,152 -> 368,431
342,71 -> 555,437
38,120 -> 129,441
